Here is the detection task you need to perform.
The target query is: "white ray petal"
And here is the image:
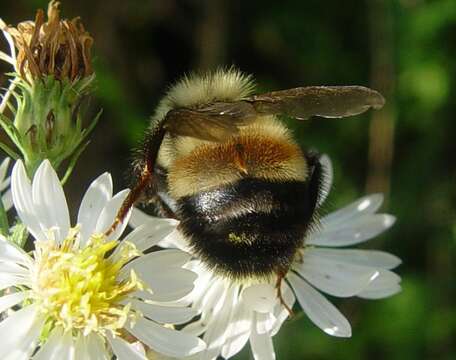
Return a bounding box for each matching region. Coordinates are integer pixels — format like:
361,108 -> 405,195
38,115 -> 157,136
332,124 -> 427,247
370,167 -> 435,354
127,317 -> 206,357
108,335 -> 147,360
242,284 -> 277,313
129,299 -> 197,325
201,286 -> 237,360
11,161 -> 46,241
271,281 -> 295,336
131,267 -> 196,302
256,312 -> 277,335
126,249 -> 191,273
34,327 -> 75,360
129,208 -> 185,249
85,333 -> 109,360
182,261 -> 214,309
77,172 -> 113,245
307,214 -> 395,247
0,20 -> 17,63
321,194 -> 384,226
0,261 -> 29,277
1,189 -> 12,211
0,177 -> 11,192
94,189 -> 130,240
184,279 -> 226,336
0,235 -> 32,267
288,273 -> 351,337
221,295 -> 252,359
32,160 -> 70,244
119,221 -> 178,255
303,248 -> 401,270
159,229 -> 191,251
130,207 -> 155,228
0,273 -> 31,290
0,305 -> 44,359
0,291 -> 27,313
295,252 -> 379,297
358,270 -> 402,299
0,51 -> 14,64
0,158 -> 10,184
250,315 -> 276,360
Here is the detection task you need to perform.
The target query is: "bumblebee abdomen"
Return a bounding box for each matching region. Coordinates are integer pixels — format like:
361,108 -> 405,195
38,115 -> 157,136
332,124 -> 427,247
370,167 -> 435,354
177,178 -> 318,279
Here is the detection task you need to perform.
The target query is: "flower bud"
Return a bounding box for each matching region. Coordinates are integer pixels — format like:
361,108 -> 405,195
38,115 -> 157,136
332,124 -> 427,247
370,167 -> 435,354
0,1 -> 98,178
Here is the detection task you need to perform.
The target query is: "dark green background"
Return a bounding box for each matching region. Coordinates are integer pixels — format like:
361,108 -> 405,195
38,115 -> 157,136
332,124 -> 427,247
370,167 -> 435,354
1,1 -> 455,359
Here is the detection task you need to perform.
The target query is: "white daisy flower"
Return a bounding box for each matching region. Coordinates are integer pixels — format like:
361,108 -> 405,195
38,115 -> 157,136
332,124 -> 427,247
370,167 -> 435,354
130,157 -> 401,360
0,159 -> 206,359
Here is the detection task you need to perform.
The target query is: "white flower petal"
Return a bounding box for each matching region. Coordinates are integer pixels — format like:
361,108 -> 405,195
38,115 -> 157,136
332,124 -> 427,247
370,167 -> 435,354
288,273 -> 351,337
132,267 -> 197,302
181,261 -> 214,308
128,317 -> 206,357
0,51 -> 14,65
127,249 -> 191,273
0,273 -> 31,290
32,160 -> 70,243
184,279 -> 226,335
130,299 -> 197,325
295,252 -> 380,297
77,172 -> 113,245
221,296 -> 252,359
34,327 -> 75,360
108,335 -> 147,360
0,291 -> 27,313
200,286 -> 237,360
1,189 -> 13,211
94,189 -> 130,240
0,261 -> 29,277
130,207 -> 156,228
0,305 -> 44,359
0,235 -> 32,267
84,333 -> 109,360
0,158 -> 10,185
256,312 -> 276,335
307,214 -> 395,247
11,161 -> 46,241
242,284 -> 277,313
159,228 -> 191,251
0,21 -> 17,63
121,221 -> 178,253
250,315 -> 276,360
358,270 -> 402,299
321,194 -> 384,226
303,248 -> 401,270
271,281 -> 295,336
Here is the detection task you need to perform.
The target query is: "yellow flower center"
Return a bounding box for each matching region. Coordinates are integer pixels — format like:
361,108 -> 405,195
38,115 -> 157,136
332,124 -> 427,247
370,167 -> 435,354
31,228 -> 143,336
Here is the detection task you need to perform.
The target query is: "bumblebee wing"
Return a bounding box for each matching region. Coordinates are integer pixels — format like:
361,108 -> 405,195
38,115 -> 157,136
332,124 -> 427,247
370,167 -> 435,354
163,86 -> 384,142
163,102 -> 257,142
246,85 -> 385,120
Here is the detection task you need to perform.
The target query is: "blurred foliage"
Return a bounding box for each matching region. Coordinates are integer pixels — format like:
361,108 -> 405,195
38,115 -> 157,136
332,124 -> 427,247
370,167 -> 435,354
1,0 -> 455,359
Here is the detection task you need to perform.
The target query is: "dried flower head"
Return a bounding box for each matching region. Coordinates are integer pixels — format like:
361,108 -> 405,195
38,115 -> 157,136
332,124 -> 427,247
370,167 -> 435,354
2,0 -> 93,82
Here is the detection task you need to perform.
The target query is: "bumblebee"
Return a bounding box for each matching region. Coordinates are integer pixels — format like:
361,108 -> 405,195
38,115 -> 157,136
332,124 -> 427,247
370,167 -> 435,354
111,68 -> 384,286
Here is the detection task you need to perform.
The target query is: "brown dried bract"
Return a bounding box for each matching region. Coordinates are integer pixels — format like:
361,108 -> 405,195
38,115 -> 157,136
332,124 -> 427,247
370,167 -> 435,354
3,1 -> 93,81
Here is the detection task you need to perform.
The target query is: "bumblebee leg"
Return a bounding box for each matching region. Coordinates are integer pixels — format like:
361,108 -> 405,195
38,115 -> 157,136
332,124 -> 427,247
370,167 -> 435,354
105,124 -> 168,236
275,269 -> 294,317
105,165 -> 152,236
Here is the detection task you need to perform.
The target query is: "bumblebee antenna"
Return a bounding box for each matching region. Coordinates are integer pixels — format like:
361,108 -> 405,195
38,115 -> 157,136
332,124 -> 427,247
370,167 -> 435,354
105,122 -> 167,236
